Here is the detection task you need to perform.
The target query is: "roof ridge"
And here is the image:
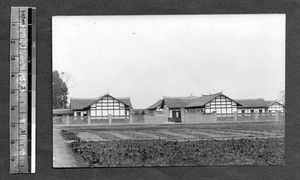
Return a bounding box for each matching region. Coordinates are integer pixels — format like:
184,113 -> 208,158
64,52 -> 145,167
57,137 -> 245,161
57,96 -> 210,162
201,92 -> 222,96
70,97 -> 97,100
163,96 -> 200,99
235,98 -> 265,100
117,97 -> 131,99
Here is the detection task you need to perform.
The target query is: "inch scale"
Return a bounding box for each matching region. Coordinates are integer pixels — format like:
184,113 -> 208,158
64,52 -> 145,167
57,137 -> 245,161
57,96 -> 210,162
10,7 -> 36,174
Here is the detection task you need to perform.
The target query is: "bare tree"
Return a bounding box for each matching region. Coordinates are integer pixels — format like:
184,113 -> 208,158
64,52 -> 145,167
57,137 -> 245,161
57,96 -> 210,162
278,90 -> 285,104
60,72 -> 76,89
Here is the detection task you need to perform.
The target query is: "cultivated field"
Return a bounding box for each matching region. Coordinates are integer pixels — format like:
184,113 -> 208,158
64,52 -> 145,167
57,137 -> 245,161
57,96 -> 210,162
58,122 -> 285,167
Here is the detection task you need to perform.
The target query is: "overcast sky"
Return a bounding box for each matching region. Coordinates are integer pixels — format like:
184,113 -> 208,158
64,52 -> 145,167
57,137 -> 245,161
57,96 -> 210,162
53,15 -> 285,109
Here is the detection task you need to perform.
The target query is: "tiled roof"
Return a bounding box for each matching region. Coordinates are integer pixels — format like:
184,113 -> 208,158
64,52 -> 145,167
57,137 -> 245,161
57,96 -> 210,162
235,98 -> 268,108
131,109 -> 146,114
163,96 -> 200,109
147,99 -> 163,110
70,98 -> 96,110
118,98 -> 133,108
265,100 -> 276,107
265,100 -> 285,107
70,94 -> 132,110
53,109 -> 73,115
185,92 -> 222,108
147,92 -> 242,109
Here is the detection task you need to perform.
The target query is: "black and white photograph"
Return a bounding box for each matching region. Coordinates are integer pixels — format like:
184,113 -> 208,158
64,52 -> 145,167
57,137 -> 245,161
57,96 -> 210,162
52,15 -> 285,168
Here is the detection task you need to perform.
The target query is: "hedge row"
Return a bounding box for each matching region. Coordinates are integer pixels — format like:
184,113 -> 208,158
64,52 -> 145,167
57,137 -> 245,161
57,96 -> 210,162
61,130 -> 80,141
68,137 -> 284,167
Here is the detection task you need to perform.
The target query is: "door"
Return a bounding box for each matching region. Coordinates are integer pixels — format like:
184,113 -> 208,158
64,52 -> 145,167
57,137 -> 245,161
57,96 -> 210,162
171,110 -> 181,123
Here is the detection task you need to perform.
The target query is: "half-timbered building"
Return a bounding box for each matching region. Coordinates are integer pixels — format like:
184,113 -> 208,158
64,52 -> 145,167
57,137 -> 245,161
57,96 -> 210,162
235,99 -> 268,114
266,101 -> 284,113
70,94 -> 132,121
235,99 -> 285,114
185,93 -> 240,116
147,92 -> 242,122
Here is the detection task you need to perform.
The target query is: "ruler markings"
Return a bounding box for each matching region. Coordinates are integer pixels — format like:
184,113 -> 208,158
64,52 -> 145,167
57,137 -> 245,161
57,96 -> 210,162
10,6 -> 35,174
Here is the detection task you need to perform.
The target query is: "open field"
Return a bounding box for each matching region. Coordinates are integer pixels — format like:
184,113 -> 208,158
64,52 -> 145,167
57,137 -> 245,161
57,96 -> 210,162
57,122 -> 284,167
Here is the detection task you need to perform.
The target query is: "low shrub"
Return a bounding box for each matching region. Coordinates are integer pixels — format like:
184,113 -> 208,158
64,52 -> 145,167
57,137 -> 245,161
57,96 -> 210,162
61,130 -> 80,141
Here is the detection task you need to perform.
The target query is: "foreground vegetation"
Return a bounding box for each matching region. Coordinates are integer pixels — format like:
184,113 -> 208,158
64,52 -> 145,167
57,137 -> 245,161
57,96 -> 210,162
68,137 -> 284,167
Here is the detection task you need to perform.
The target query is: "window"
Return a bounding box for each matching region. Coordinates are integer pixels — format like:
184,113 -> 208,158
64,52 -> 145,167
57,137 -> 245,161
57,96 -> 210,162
114,110 -> 119,116
242,110 -> 245,114
221,109 -> 226,114
76,112 -> 81,116
108,110 -> 113,115
259,109 -> 263,113
251,110 -> 254,114
91,110 -> 96,116
120,110 -> 125,116
97,110 -> 102,116
103,110 -> 108,116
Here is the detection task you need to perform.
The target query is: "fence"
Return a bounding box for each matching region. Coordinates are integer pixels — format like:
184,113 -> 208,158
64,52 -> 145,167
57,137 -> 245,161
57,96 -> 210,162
130,113 -> 145,123
53,111 -> 285,126
217,112 -> 285,122
53,115 -> 130,126
53,116 -> 68,125
69,116 -> 88,124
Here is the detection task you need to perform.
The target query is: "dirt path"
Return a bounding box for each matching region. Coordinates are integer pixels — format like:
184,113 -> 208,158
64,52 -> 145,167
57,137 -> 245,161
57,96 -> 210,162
53,129 -> 82,167
77,131 -> 108,141
136,131 -> 168,139
229,130 -> 283,137
189,131 -> 227,138
104,131 -> 133,140
158,130 -> 198,139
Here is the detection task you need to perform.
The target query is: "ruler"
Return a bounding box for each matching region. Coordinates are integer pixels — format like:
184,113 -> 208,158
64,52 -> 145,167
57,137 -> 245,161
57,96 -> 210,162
10,7 -> 36,174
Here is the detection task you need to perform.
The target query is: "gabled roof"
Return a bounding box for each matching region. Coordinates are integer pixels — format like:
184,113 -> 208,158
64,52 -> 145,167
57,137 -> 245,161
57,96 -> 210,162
265,100 -> 285,107
70,94 -> 132,110
147,99 -> 163,110
118,98 -> 133,108
163,96 -> 200,109
147,96 -> 200,110
53,109 -> 74,115
185,92 -> 223,108
235,98 -> 268,108
147,92 -> 241,109
70,98 -> 96,110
